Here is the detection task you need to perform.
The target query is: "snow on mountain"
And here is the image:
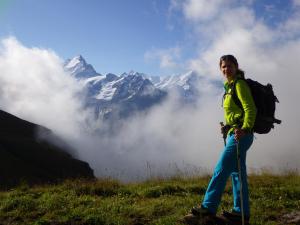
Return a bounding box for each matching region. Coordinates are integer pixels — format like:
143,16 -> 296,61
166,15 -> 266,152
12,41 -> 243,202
121,71 -> 162,85
111,73 -> 157,101
83,73 -> 119,100
103,73 -> 166,119
96,83 -> 117,101
77,68 -> 166,119
146,75 -> 161,84
155,70 -> 197,90
120,70 -> 148,79
64,55 -> 98,78
84,75 -> 107,85
154,71 -> 202,102
153,70 -> 223,101
79,68 -> 162,102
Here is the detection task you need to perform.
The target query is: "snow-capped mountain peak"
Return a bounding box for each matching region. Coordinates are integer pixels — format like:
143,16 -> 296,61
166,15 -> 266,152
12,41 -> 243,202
64,55 -> 99,79
65,55 -> 85,68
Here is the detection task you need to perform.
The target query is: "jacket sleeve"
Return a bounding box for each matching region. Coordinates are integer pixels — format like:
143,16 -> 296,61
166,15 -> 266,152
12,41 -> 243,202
235,80 -> 257,131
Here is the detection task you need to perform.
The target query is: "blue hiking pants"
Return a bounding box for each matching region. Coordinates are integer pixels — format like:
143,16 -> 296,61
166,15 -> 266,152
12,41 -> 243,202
202,133 -> 254,216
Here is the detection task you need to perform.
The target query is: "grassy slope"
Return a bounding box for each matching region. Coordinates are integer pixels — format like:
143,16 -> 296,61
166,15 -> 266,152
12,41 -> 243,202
0,173 -> 299,225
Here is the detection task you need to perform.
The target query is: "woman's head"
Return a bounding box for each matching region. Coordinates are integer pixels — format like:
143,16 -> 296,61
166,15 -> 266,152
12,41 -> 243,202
219,55 -> 244,81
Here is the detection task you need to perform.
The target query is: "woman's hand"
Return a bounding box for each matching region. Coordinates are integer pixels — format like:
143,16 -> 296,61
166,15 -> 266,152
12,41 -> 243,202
234,128 -> 246,141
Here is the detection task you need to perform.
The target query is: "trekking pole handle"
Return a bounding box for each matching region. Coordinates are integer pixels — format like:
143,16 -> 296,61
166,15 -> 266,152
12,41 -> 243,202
220,122 -> 226,145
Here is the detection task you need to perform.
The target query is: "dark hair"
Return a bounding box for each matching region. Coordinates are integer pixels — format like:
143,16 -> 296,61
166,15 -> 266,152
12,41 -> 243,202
219,54 -> 245,78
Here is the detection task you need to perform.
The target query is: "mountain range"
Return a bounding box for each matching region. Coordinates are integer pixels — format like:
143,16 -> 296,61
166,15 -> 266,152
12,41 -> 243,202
64,55 -> 222,120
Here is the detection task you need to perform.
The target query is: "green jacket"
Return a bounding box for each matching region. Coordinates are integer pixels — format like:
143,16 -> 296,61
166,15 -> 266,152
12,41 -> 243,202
223,75 -> 257,134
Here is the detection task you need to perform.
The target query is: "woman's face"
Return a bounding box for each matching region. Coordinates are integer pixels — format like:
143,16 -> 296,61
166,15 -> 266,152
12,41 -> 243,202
220,60 -> 237,81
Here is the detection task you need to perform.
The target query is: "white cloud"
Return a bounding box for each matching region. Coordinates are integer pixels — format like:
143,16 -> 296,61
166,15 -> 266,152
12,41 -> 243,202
160,52 -> 178,69
76,93 -> 224,180
0,37 -> 90,141
144,47 -> 182,71
168,0 -> 181,12
278,10 -> 300,39
182,0 -> 225,22
293,0 -> 300,6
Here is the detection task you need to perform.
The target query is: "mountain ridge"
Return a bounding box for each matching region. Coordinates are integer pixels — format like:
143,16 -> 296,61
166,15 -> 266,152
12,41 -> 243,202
0,109 -> 95,189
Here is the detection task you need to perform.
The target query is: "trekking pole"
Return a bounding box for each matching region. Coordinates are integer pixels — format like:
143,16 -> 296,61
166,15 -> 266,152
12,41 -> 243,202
236,140 -> 245,225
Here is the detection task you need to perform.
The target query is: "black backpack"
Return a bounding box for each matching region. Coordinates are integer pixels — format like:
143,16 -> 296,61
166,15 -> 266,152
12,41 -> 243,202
231,78 -> 281,134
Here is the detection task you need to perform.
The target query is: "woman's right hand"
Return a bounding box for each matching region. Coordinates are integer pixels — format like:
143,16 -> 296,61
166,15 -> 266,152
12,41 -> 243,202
234,128 -> 246,141
220,122 -> 225,134
221,125 -> 225,134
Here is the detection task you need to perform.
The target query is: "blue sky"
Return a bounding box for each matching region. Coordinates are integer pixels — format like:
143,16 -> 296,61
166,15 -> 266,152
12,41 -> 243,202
0,0 -> 299,76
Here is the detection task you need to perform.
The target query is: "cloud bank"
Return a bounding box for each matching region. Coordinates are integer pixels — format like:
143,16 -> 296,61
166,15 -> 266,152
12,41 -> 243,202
0,37 -> 88,139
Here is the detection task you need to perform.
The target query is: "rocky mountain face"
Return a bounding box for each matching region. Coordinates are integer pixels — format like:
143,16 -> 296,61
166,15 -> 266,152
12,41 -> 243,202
0,110 -> 94,189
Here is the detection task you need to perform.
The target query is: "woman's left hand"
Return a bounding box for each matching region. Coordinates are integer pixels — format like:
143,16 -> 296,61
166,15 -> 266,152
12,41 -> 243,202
234,128 -> 246,141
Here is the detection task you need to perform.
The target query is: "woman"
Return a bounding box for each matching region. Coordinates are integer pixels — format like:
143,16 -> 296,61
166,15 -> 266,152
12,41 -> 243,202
183,55 -> 257,225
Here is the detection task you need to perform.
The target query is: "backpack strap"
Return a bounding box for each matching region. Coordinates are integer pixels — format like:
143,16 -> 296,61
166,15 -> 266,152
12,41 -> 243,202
222,78 -> 243,109
229,78 -> 246,128
230,77 -> 244,111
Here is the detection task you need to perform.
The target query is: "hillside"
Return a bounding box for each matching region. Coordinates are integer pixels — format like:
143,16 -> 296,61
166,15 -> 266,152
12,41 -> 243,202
0,173 -> 299,225
0,110 -> 94,188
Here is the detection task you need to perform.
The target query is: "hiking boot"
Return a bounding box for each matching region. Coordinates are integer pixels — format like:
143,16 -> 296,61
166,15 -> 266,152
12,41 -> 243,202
182,206 -> 216,225
191,205 -> 215,217
182,214 -> 217,225
220,210 -> 250,225
182,214 -> 201,225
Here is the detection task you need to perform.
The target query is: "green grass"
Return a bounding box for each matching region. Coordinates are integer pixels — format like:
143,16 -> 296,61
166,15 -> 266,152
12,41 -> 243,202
0,173 -> 299,225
